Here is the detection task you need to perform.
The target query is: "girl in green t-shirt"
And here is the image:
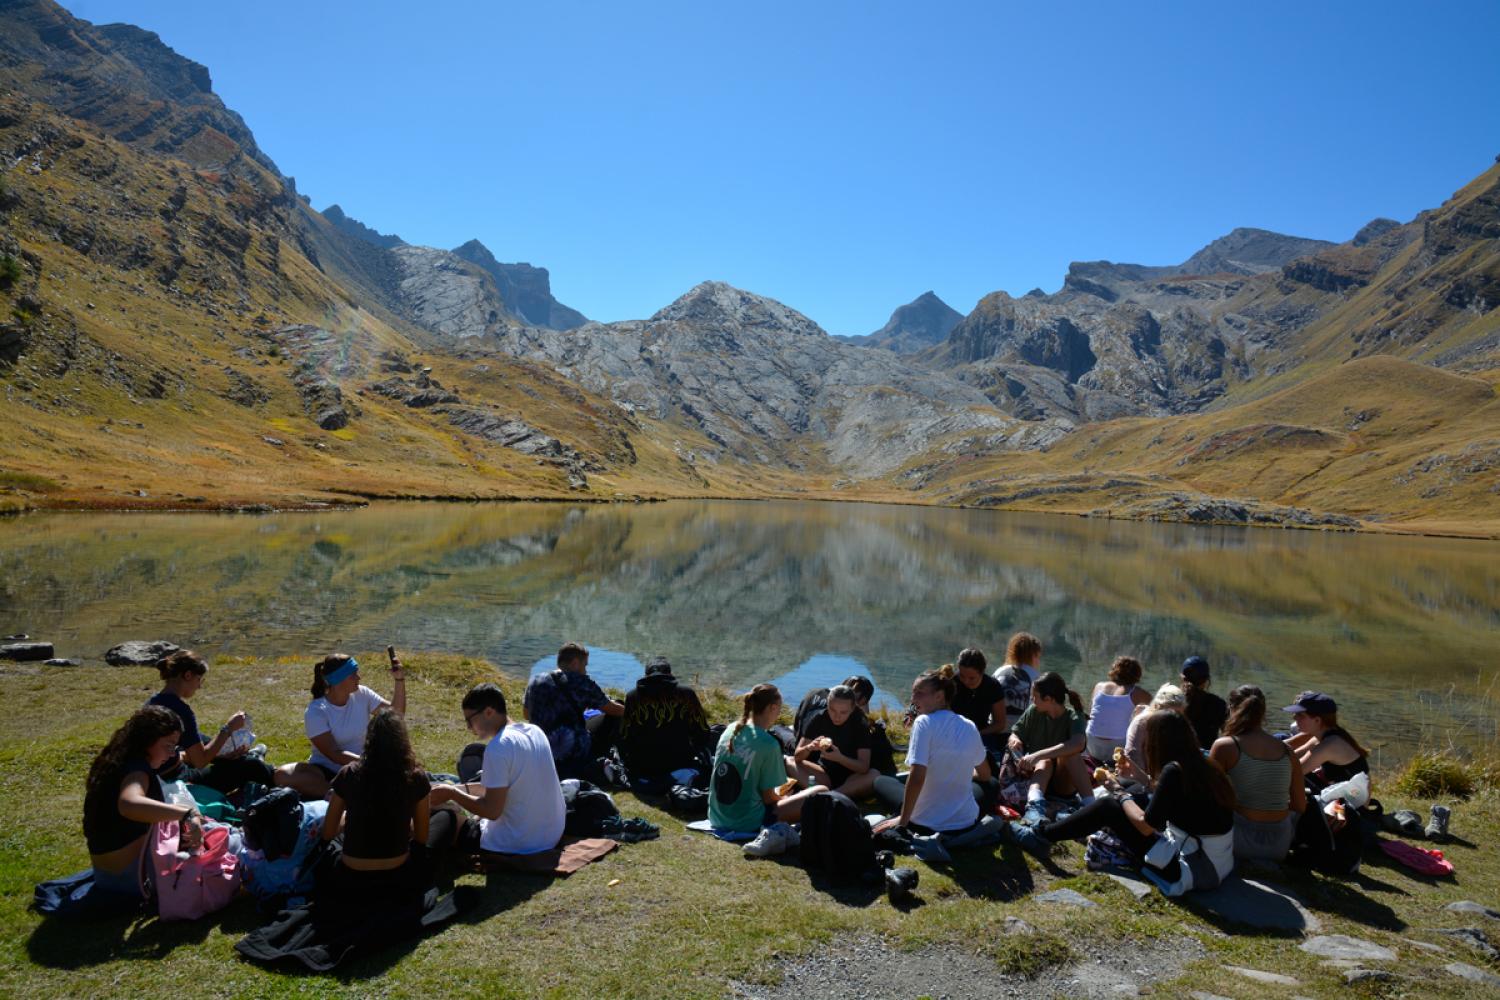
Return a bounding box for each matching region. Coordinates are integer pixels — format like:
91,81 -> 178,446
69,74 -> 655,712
1008,672 -> 1092,825
709,684 -> 826,834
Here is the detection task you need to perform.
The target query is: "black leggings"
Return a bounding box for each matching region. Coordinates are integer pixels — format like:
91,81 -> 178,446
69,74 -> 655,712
1041,794 -> 1151,853
178,754 -> 276,795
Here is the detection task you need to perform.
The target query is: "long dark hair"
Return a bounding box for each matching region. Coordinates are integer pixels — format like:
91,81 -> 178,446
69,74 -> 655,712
1310,710 -> 1369,758
1223,685 -> 1266,737
342,709 -> 423,848
1033,671 -> 1086,715
728,684 -> 781,753
1142,709 -> 1236,812
83,706 -> 181,842
310,653 -> 352,699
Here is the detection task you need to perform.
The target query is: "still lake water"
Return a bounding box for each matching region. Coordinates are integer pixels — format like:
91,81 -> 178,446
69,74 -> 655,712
1,500 -> 1495,762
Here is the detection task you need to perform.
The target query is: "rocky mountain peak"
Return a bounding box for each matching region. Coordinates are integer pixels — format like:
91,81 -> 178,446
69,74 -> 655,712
1176,227 -> 1335,276
1352,217 -> 1402,246
322,205 -> 405,249
650,281 -> 825,337
449,239 -> 586,331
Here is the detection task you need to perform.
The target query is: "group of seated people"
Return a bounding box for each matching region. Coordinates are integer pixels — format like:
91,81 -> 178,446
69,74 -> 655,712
80,632 -> 1373,917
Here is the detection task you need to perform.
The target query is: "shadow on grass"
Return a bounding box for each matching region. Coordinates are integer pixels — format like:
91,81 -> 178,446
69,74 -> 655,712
26,893 -> 266,969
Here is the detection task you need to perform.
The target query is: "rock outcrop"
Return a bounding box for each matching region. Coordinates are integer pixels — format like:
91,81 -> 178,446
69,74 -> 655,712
391,246 -> 511,341
321,204 -> 404,249
451,240 -> 587,330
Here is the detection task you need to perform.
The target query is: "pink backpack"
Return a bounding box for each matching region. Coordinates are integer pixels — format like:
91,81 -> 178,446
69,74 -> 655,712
151,820 -> 242,920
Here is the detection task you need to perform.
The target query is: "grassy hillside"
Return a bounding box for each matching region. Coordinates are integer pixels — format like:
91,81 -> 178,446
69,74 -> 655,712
0,92 -> 802,511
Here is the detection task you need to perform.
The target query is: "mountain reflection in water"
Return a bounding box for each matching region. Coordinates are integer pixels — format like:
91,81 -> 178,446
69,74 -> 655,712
1,500 -> 1495,761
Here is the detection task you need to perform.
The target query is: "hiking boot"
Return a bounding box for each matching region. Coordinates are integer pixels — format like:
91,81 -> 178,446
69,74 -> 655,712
1021,800 -> 1048,827
910,833 -> 951,864
248,743 -> 269,759
1426,804 -> 1451,843
1383,808 -> 1424,838
885,867 -> 919,905
1008,821 -> 1051,859
743,823 -> 788,858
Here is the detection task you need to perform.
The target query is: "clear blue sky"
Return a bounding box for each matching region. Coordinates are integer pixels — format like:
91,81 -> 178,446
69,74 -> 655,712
62,1 -> 1500,334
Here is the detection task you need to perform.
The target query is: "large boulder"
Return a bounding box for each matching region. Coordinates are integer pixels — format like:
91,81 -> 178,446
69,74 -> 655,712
104,640 -> 180,666
0,641 -> 53,661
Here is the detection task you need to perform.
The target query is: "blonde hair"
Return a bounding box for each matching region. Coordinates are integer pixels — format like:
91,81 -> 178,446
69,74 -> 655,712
728,683 -> 781,753
1150,683 -> 1186,711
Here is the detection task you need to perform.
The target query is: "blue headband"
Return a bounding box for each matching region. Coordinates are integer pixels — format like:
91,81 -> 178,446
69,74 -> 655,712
324,657 -> 358,687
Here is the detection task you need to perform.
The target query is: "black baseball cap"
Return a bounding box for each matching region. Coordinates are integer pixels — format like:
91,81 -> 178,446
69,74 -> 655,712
1180,656 -> 1210,683
1281,691 -> 1337,715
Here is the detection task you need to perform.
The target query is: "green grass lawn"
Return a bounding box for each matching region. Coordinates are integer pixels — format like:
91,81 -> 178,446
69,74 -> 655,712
1,654 -> 1497,998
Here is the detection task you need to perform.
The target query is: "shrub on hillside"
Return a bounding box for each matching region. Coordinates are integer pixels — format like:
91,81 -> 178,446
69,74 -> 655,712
1393,751 -> 1477,798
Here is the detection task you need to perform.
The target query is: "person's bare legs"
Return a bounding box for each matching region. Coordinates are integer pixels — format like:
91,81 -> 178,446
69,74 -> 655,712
833,770 -> 877,801
277,762 -> 330,800
1027,759 -> 1055,800
1058,752 -> 1094,798
795,758 -> 831,788
774,785 -> 828,823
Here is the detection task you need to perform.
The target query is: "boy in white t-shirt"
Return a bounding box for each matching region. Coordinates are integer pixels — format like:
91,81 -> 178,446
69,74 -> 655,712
429,683 -> 566,856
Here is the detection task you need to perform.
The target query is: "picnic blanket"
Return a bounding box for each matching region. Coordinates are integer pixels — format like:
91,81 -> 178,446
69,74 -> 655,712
472,837 -> 618,876
684,819 -> 758,843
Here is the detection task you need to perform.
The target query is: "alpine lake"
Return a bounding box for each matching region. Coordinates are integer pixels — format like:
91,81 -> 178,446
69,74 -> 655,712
1,499 -> 1495,765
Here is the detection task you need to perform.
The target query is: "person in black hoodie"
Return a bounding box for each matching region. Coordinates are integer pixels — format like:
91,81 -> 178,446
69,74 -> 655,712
617,656 -> 710,788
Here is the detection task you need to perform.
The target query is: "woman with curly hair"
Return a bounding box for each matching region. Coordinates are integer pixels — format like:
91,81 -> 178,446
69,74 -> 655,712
84,706 -> 204,897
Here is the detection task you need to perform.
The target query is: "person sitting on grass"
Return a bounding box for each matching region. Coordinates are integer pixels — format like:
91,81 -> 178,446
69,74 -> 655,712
1180,656 -> 1227,751
1281,691 -> 1369,792
429,683 -> 566,856
872,665 -> 991,837
1084,656 -> 1152,761
320,708 -> 434,900
523,642 -> 624,784
1209,686 -> 1305,861
278,653 -> 407,800
1009,672 -> 1091,826
710,683 -> 826,856
1011,709 -> 1236,892
616,655 -> 710,790
993,631 -> 1044,736
83,705 -> 205,899
148,649 -> 277,797
792,684 -> 877,800
1123,683 -> 1186,774
951,647 -> 1009,754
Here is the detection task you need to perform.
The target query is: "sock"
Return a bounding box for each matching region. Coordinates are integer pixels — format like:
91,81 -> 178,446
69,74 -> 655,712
1027,786 -> 1045,804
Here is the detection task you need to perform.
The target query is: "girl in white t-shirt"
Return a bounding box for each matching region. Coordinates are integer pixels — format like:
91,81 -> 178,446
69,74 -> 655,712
276,653 -> 408,799
873,665 -> 990,836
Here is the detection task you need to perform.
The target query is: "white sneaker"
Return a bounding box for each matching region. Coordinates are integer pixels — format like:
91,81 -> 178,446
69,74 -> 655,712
743,824 -> 788,858
779,822 -> 800,851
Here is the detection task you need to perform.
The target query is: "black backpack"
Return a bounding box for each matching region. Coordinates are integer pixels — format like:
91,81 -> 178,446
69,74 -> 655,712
561,779 -> 620,837
799,791 -> 878,883
242,787 -> 304,861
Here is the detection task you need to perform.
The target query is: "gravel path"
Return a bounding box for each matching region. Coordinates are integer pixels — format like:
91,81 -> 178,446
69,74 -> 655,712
731,932 -> 1206,1000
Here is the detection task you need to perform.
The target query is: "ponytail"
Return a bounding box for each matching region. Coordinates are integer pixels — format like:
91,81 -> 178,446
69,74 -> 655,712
311,653 -> 351,699
728,683 -> 781,754
1033,671 -> 1085,715
157,649 -> 207,681
914,664 -> 958,708
1223,685 -> 1266,737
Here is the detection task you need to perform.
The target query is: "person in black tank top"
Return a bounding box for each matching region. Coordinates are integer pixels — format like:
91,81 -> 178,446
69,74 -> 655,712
1280,691 -> 1369,792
